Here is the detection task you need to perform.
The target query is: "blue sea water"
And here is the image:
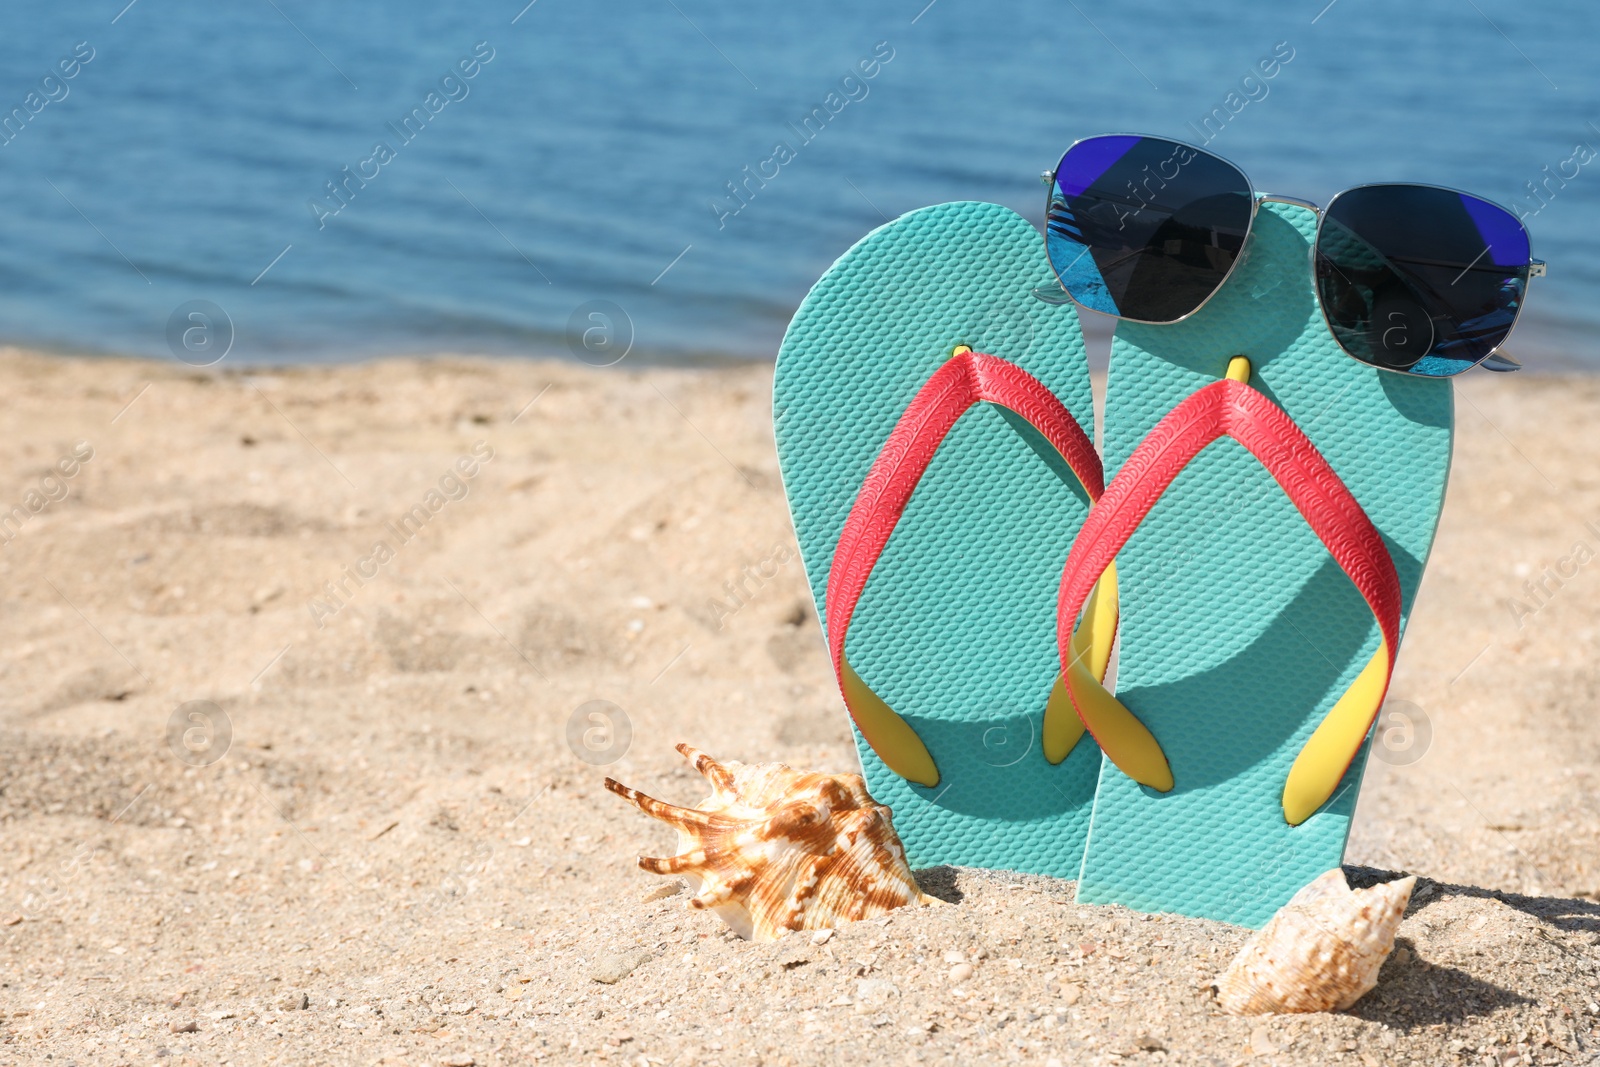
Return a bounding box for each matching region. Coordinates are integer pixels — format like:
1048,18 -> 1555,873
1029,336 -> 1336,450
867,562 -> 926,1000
0,0 -> 1595,368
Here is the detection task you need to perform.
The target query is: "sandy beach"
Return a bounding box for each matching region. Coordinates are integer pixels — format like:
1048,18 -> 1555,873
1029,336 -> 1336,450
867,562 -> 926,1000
1,347 -> 1597,1067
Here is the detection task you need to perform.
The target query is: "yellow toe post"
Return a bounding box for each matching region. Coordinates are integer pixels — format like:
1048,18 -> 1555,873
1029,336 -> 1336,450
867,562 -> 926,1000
1281,641 -> 1391,825
1069,660 -> 1173,791
1057,567 -> 1173,791
1042,675 -> 1086,764
1044,563 -> 1118,764
841,659 -> 940,787
1226,355 -> 1252,382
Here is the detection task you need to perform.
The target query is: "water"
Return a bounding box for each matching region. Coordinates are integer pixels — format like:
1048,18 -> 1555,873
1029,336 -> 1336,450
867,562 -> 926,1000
0,0 -> 1595,368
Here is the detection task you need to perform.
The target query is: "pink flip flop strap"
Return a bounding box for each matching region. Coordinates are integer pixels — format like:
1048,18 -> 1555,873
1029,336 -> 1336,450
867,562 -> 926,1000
826,350 -> 1103,741
1055,376 -> 1402,802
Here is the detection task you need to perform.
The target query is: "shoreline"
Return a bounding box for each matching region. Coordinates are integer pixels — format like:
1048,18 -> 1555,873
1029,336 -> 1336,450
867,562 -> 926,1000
0,321 -> 1594,376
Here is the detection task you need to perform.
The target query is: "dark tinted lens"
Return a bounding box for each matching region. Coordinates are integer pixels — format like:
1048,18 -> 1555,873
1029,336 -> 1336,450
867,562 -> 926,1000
1046,135 -> 1254,322
1314,185 -> 1530,377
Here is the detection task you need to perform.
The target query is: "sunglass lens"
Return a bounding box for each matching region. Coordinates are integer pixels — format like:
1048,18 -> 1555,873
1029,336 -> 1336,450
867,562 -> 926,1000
1046,135 -> 1254,323
1314,185 -> 1531,376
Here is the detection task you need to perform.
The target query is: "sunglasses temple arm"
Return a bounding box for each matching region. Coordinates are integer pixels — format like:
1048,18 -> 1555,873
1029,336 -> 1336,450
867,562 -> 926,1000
1481,351 -> 1523,373
1478,256 -> 1541,372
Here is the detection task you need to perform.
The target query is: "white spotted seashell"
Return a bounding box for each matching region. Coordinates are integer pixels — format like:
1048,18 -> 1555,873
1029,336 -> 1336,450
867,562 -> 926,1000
605,743 -> 934,942
1217,869 -> 1415,1015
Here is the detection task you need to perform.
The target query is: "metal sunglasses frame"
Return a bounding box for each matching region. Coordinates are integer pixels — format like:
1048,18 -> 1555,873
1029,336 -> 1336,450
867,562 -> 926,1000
1039,132 -> 1546,376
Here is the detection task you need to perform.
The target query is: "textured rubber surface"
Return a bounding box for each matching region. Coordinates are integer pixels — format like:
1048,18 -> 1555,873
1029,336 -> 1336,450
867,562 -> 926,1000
774,201 -> 1100,876
1078,202 -> 1454,927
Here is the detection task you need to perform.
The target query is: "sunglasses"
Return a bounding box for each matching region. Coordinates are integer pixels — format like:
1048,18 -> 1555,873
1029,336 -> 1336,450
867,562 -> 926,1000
1039,133 -> 1546,377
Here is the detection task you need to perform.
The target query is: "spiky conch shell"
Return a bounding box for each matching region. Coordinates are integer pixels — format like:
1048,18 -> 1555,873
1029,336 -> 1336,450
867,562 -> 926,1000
1217,869 -> 1416,1015
604,744 -> 935,941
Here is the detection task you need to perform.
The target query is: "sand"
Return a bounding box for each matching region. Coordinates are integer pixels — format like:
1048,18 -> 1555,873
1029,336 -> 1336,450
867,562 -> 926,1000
0,347 -> 1597,1067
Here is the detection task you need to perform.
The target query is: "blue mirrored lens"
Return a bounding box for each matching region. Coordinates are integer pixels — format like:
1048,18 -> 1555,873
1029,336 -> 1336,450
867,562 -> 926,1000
1315,185 -> 1531,377
1046,135 -> 1253,322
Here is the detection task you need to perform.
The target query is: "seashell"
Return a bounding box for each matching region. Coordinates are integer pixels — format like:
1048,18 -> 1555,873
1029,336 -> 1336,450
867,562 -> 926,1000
604,743 -> 934,941
1217,868 -> 1415,1015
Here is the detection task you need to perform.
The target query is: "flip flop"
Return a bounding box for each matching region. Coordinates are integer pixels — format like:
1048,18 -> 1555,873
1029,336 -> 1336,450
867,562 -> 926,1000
1058,200 -> 1452,927
775,201 -> 1114,877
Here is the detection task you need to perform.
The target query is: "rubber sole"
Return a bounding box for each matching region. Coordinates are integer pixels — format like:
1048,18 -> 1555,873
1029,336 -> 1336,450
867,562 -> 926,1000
1079,201 -> 1453,926
774,201 -> 1102,876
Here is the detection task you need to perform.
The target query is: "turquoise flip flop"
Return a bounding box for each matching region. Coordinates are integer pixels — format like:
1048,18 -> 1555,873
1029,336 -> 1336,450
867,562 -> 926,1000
1062,200 -> 1452,927
774,201 -> 1115,877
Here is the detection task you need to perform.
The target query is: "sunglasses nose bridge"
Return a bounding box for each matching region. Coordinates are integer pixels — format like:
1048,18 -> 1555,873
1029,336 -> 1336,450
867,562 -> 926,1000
1259,193 -> 1323,215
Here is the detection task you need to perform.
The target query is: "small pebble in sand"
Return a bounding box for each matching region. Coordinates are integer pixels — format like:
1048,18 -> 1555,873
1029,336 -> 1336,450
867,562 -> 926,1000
947,963 -> 974,984
941,951 -> 966,964
1,915 -> 21,927
1251,1025 -> 1278,1055
1058,982 -> 1083,1006
440,1056 -> 476,1067
810,929 -> 833,945
591,950 -> 650,985
276,992 -> 308,1012
640,881 -> 684,903
169,1020 -> 198,1034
